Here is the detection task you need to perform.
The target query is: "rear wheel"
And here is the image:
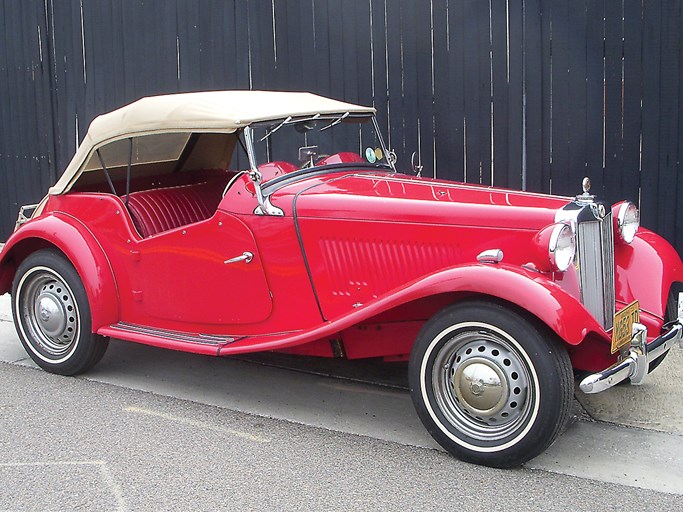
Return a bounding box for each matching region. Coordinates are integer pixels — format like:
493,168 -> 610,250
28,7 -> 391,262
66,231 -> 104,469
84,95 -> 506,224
12,250 -> 109,375
409,301 -> 573,468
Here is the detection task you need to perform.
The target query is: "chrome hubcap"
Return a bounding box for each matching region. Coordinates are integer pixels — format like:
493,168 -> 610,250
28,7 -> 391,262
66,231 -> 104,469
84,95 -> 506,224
17,268 -> 79,359
35,292 -> 67,338
432,327 -> 533,442
453,358 -> 508,416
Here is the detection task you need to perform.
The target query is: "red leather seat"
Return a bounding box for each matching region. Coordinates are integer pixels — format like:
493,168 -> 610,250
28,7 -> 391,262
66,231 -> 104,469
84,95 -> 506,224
125,180 -> 224,237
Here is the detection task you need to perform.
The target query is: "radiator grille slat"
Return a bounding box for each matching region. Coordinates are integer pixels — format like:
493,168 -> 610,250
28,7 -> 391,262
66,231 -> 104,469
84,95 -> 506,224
576,212 -> 615,330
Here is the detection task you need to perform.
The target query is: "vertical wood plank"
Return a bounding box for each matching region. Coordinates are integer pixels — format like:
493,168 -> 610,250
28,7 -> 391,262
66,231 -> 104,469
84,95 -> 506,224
490,0 -> 509,187
639,1 -> 662,233
431,0 -> 452,179
567,0 -> 587,196
523,0 -> 545,193
621,0 -> 643,204
463,0 -> 483,183
584,0 -> 604,195
539,0 -> 553,193
506,0 -> 524,189
654,0 -> 680,242
549,0 -> 571,195
603,0 -> 624,204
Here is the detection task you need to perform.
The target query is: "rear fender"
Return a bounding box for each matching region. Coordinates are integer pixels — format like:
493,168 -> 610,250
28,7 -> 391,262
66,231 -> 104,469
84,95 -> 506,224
0,213 -> 119,330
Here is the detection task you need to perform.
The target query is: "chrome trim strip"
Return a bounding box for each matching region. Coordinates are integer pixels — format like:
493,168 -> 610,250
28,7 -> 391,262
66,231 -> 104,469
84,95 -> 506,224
111,322 -> 235,345
601,211 -> 616,328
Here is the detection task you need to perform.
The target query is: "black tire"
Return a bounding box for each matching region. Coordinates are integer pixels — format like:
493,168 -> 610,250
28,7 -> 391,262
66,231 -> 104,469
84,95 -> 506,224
647,351 -> 668,374
409,300 -> 573,468
646,287 -> 681,376
11,249 -> 109,375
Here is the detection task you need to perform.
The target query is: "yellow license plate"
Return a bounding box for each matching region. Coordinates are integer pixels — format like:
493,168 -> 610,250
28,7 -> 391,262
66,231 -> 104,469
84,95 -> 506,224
611,301 -> 640,353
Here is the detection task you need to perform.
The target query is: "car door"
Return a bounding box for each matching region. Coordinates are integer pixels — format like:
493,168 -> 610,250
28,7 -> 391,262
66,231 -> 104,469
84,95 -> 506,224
131,211 -> 272,326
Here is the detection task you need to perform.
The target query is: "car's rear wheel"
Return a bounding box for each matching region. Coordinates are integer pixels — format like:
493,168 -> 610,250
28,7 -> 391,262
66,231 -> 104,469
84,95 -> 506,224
12,250 -> 109,375
409,300 -> 573,468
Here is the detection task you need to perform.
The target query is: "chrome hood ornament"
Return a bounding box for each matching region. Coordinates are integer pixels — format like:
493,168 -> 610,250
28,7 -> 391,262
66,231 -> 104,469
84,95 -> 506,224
576,176 -> 596,203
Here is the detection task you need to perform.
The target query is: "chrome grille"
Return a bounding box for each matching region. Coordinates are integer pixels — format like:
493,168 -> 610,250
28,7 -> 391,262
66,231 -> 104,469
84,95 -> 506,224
576,211 -> 615,330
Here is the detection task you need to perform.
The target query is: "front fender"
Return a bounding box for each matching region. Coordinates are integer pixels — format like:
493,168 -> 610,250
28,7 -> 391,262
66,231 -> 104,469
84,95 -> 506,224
221,263 -> 605,355
0,213 -> 119,330
394,263 -> 606,345
616,229 -> 683,318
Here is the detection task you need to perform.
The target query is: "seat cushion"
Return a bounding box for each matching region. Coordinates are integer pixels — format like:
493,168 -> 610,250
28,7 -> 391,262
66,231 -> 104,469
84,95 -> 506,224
125,180 -> 224,237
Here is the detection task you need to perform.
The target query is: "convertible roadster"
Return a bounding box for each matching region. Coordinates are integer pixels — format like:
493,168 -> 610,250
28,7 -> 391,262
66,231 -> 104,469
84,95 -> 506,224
1,91 -> 682,467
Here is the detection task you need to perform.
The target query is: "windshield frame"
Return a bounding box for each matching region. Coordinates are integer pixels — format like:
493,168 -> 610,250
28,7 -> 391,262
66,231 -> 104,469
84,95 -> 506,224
243,112 -> 395,177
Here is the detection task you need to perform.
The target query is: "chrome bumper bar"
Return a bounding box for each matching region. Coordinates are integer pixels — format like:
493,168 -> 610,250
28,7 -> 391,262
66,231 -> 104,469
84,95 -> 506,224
580,292 -> 683,394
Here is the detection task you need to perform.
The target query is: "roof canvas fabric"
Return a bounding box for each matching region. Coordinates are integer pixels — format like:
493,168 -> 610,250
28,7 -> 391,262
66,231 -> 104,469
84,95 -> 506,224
50,90 -> 375,195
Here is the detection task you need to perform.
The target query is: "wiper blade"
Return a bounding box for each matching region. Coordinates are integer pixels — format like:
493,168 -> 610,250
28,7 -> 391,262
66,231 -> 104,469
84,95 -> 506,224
293,113 -> 321,124
259,116 -> 292,142
320,112 -> 349,132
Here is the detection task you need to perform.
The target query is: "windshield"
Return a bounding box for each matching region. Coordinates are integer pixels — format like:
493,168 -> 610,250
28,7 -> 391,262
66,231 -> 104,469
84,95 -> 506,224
244,114 -> 394,174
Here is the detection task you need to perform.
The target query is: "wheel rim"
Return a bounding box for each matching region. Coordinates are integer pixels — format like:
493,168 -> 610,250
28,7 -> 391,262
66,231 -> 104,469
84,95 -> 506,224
16,266 -> 80,361
431,326 -> 535,444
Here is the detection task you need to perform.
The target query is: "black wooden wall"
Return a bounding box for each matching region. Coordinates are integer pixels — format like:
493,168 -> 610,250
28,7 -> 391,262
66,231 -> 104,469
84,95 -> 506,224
1,0 -> 682,256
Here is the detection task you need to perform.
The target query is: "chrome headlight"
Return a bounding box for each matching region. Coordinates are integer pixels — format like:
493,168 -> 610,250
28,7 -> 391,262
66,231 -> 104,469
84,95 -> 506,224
615,201 -> 639,244
549,223 -> 576,271
533,222 -> 576,272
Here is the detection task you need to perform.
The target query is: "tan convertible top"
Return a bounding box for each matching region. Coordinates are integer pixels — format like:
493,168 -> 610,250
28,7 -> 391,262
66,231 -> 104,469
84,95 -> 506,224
49,90 -> 375,195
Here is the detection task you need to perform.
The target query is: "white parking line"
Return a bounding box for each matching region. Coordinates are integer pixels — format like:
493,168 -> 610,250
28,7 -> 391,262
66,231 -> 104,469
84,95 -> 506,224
0,460 -> 127,511
124,406 -> 271,443
0,460 -> 105,467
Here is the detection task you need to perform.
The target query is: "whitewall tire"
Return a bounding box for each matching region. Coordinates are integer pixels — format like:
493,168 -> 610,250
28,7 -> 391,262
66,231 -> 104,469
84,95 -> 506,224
409,300 -> 573,468
12,250 -> 109,375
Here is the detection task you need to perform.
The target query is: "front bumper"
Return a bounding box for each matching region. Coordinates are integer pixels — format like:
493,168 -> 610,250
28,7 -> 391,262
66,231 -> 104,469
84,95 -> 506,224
579,294 -> 683,394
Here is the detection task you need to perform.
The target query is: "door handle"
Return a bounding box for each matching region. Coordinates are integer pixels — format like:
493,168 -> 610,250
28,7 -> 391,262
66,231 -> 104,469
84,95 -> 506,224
224,251 -> 254,264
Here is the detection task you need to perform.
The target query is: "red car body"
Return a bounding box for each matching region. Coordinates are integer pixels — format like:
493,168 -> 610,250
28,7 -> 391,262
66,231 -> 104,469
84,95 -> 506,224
3,171 -> 679,366
1,91 -> 681,467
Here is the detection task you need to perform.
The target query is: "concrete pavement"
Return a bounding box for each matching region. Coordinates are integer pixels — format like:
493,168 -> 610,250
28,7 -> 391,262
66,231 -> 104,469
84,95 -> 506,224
575,348 -> 683,435
1,292 -> 683,495
4,363 -> 681,512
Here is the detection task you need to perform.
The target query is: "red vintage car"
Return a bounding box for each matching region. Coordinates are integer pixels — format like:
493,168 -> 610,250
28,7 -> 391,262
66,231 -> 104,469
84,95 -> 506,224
1,91 -> 682,467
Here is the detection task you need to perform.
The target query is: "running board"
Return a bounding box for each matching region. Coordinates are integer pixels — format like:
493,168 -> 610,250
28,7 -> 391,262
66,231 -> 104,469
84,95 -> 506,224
98,322 -> 242,356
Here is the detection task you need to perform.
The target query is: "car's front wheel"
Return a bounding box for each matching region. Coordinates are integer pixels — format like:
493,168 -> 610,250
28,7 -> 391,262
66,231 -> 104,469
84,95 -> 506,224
12,249 -> 109,375
409,300 -> 573,468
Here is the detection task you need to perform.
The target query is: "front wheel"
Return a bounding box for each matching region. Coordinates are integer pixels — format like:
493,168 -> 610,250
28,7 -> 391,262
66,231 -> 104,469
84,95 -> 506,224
12,249 -> 109,375
409,301 -> 573,468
